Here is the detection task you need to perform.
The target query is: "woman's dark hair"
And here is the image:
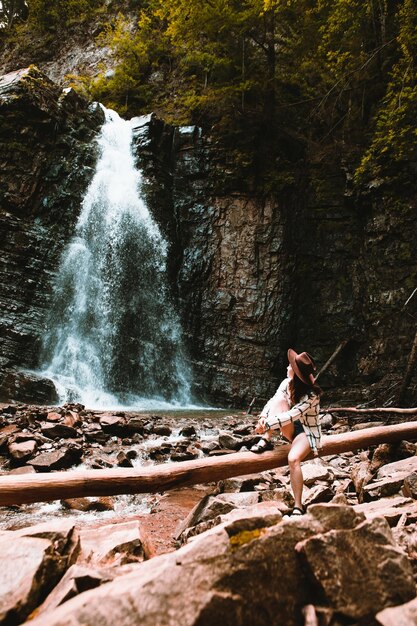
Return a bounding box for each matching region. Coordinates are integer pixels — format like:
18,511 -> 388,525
289,375 -> 322,405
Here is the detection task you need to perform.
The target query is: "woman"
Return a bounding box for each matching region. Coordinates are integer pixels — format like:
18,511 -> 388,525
251,349 -> 323,516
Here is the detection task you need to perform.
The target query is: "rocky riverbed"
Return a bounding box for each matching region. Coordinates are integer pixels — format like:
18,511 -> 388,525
0,403 -> 416,625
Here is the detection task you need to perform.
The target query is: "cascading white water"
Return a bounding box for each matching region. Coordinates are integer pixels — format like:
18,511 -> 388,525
41,108 -> 193,409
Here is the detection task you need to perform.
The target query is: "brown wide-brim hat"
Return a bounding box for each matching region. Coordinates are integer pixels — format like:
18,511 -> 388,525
287,349 -> 317,386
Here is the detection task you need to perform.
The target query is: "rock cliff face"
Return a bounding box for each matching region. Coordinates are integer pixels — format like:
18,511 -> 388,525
133,116 -> 417,407
1,67 -> 416,406
0,66 -> 104,402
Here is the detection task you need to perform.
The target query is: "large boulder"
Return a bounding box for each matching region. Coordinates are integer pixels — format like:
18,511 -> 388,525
0,520 -> 79,624
78,521 -> 151,566
0,534 -> 59,625
1,371 -> 58,405
22,512 -> 324,626
34,564 -> 114,617
376,456 -> 417,480
21,504 -> 412,626
296,516 -> 415,621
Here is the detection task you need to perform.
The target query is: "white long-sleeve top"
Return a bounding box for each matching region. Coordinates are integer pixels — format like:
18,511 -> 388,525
260,378 -> 322,454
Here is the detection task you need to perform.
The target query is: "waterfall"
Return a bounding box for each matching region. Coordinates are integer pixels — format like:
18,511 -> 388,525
41,108 -> 193,409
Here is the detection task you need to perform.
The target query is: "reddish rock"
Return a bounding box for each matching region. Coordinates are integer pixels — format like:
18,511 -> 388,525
302,460 -> 333,486
153,425 -> 172,436
0,520 -> 78,624
32,564 -> 114,618
40,422 -> 79,439
99,415 -> 130,436
15,519 -> 80,568
376,596 -> 417,626
8,439 -> 37,463
78,521 -> 151,566
61,498 -> 114,512
28,448 -> 76,471
0,534 -> 58,624
46,412 -> 62,422
402,472 -> 417,499
354,496 -> 415,525
116,451 -> 133,468
64,411 -> 82,428
377,456 -> 417,480
363,474 -> 410,500
303,484 -> 334,506
9,465 -> 36,475
20,509 -> 328,626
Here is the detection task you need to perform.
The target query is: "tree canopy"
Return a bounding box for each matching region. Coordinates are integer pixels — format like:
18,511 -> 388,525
2,0 -> 417,187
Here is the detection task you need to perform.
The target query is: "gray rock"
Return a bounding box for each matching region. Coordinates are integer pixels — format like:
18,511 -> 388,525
296,516 -> 415,620
218,431 -> 243,451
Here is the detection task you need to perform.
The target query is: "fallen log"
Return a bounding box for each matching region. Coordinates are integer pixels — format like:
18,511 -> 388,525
327,407 -> 417,414
0,422 -> 417,507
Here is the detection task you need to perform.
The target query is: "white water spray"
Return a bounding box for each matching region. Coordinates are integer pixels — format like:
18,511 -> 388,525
41,109 -> 193,409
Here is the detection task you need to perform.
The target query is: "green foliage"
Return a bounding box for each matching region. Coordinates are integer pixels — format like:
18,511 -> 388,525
355,0 -> 417,183
26,0 -> 103,33
0,0 -> 28,29
4,0 -> 417,189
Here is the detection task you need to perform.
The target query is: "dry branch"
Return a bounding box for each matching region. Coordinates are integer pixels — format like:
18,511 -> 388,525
327,406 -> 417,414
316,339 -> 349,380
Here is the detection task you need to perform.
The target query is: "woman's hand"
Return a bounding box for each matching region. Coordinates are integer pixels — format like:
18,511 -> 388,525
255,417 -> 268,434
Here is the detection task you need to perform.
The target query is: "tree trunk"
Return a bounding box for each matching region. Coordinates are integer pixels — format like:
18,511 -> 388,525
0,422 -> 416,506
327,407 -> 417,414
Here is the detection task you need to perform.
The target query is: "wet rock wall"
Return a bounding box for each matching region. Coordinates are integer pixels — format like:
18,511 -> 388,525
1,66 -> 416,407
0,67 -> 104,401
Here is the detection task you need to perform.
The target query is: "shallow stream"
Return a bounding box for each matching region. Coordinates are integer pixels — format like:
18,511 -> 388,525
0,409 -> 248,530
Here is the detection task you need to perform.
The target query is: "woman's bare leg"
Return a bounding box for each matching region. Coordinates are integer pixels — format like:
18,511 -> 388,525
287,433 -> 311,510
